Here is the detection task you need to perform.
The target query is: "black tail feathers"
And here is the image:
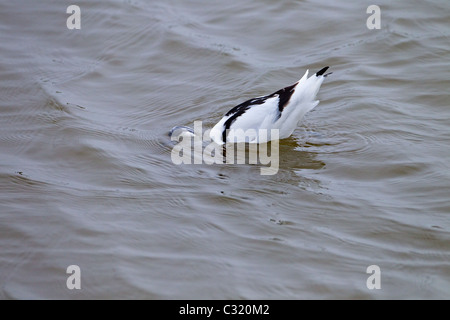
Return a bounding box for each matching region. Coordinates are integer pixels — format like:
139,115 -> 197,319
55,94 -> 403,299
316,66 -> 332,77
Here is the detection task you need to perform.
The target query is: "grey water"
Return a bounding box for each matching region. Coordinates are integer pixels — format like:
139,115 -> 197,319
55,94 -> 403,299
0,0 -> 449,299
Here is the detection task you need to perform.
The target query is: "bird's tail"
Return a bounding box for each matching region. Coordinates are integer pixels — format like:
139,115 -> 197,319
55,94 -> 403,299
289,66 -> 331,116
315,66 -> 332,77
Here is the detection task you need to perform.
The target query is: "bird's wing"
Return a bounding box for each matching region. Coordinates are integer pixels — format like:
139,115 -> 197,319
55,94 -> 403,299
211,95 -> 279,144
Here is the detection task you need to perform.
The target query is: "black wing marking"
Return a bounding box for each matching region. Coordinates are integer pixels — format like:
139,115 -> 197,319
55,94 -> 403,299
224,96 -> 268,117
316,66 -> 332,77
220,81 -> 298,142
273,83 -> 297,120
222,96 -> 269,143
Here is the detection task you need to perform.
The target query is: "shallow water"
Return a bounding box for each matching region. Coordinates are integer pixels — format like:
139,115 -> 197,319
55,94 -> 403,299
0,0 -> 449,299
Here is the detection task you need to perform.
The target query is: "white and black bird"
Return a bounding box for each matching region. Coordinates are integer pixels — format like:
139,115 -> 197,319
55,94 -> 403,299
209,66 -> 331,144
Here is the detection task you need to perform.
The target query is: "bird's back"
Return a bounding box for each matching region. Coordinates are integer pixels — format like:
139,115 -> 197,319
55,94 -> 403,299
210,67 -> 330,144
